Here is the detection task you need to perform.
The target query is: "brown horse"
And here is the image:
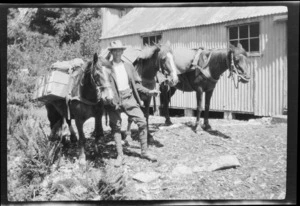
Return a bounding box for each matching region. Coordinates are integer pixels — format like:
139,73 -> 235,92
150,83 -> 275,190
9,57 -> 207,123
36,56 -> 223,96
45,53 -> 114,165
159,43 -> 251,132
125,41 -> 179,143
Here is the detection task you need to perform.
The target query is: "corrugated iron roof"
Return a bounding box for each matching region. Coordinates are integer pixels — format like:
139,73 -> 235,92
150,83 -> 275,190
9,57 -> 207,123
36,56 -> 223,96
101,6 -> 287,39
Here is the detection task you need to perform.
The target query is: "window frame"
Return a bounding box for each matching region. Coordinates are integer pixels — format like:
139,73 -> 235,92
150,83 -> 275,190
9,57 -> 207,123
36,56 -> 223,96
227,22 -> 261,57
141,33 -> 162,46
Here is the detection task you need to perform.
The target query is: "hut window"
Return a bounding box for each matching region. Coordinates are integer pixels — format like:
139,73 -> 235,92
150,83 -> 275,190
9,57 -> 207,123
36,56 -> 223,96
228,23 -> 260,53
143,34 -> 162,46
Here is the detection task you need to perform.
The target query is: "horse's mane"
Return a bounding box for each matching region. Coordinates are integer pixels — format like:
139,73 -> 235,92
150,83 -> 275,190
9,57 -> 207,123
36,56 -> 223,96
138,45 -> 159,59
84,56 -> 113,75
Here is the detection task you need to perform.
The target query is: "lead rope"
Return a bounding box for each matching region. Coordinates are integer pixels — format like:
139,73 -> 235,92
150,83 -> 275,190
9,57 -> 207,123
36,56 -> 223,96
229,53 -> 239,89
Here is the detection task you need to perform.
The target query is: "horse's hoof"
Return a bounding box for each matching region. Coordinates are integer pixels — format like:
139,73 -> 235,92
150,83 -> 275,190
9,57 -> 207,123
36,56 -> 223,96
124,135 -> 133,146
78,156 -> 87,167
141,151 -> 158,162
202,124 -> 212,131
94,144 -> 99,153
194,125 -> 205,135
148,135 -> 155,145
70,134 -> 77,143
165,120 -> 173,126
196,130 -> 205,135
114,156 -> 124,167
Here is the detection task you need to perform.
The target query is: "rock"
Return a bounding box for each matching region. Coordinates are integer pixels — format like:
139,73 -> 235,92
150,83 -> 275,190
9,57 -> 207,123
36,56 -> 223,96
171,164 -> 193,176
135,183 -> 148,192
271,115 -> 287,124
159,123 -> 183,130
192,166 -> 207,172
132,172 -> 160,183
207,155 -> 241,171
155,163 -> 169,173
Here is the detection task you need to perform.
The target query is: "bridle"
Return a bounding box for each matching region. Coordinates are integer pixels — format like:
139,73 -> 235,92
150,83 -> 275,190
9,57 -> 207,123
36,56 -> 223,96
227,51 -> 249,89
80,61 -> 109,105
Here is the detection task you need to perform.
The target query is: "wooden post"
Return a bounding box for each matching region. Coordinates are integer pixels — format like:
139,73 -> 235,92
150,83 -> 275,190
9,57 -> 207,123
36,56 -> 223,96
184,108 -> 194,117
224,111 -> 235,120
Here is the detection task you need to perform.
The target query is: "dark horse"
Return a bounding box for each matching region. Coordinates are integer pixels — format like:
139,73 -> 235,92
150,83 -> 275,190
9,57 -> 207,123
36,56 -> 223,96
159,43 -> 251,132
45,53 -> 114,165
125,41 -> 179,142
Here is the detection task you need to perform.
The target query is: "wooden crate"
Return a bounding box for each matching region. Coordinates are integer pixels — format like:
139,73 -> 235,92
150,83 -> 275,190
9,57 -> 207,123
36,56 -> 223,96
33,71 -> 71,102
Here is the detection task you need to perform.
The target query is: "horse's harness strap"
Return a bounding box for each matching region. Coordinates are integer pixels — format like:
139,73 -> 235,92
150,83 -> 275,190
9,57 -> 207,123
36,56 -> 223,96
65,66 -> 99,119
193,50 -> 218,83
228,52 -> 241,89
68,96 -> 98,106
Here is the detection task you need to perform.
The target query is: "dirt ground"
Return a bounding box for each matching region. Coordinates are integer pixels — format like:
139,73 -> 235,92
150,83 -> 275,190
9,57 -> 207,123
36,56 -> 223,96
40,111 -> 287,201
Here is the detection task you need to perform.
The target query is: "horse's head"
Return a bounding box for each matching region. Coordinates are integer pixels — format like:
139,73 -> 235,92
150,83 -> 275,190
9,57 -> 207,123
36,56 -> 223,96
136,42 -> 178,86
229,43 -> 251,83
156,41 -> 179,86
90,53 -> 114,104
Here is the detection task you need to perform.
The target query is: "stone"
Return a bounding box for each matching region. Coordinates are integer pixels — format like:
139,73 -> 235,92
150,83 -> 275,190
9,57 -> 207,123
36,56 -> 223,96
271,115 -> 287,124
207,155 -> 241,171
132,172 -> 160,183
171,164 -> 193,176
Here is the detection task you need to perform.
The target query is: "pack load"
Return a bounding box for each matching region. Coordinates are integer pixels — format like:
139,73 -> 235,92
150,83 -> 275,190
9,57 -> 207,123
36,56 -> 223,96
50,58 -> 84,73
33,58 -> 84,102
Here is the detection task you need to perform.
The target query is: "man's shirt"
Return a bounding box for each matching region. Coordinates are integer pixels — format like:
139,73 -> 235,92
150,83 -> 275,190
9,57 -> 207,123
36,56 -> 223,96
112,61 -> 130,92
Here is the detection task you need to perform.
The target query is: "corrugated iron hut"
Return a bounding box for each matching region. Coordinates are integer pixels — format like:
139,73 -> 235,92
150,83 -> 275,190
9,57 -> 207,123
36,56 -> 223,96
100,6 -> 288,117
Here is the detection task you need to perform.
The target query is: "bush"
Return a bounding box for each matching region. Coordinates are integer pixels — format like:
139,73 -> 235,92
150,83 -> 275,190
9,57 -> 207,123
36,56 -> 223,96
7,105 -> 53,201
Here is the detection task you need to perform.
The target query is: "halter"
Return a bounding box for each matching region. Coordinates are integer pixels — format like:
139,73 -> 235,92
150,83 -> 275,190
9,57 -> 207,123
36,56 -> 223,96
228,52 -> 249,89
79,62 -> 110,105
228,52 -> 240,89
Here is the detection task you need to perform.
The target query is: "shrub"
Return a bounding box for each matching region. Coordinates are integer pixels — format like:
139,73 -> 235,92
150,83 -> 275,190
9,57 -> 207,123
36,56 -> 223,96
7,105 -> 53,201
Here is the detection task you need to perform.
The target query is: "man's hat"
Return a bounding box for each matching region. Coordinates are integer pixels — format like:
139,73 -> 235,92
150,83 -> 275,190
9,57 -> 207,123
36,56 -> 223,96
107,40 -> 127,50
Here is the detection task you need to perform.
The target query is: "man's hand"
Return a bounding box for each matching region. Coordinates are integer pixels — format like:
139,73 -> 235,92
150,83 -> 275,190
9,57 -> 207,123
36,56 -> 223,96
148,89 -> 161,97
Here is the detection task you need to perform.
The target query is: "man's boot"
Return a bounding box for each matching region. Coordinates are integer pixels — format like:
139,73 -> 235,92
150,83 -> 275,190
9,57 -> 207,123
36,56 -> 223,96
114,132 -> 124,167
139,127 -> 157,162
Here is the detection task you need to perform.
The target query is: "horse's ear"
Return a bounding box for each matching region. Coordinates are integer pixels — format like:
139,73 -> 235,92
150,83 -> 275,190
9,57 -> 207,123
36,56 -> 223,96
153,42 -> 160,49
237,43 -> 244,50
93,53 -> 98,64
229,43 -> 235,50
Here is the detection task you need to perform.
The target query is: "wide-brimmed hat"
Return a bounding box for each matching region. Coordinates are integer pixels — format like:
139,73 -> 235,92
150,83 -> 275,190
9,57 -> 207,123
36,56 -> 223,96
107,40 -> 127,50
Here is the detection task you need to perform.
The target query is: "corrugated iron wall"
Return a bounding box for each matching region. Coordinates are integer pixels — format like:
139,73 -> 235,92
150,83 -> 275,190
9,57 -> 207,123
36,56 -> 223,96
253,15 -> 287,116
100,15 -> 287,116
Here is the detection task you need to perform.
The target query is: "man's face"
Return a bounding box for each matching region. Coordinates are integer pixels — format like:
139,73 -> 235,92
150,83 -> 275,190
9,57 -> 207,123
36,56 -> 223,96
111,49 -> 124,62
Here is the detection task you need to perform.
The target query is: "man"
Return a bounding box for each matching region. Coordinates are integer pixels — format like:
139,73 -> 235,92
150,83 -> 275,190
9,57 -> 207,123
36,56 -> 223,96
105,40 -> 160,167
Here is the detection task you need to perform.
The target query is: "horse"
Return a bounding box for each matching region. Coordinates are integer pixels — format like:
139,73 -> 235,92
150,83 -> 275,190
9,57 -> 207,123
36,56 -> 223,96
159,43 -> 251,132
45,53 -> 114,165
124,41 -> 179,143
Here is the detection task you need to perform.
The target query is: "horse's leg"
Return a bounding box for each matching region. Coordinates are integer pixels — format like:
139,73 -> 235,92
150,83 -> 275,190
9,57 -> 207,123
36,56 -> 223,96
61,117 -> 71,145
195,88 -> 204,133
160,85 -> 176,125
94,105 -> 104,152
144,98 -> 155,144
45,103 -> 62,141
74,117 -> 86,165
202,90 -> 213,131
66,119 -> 77,143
